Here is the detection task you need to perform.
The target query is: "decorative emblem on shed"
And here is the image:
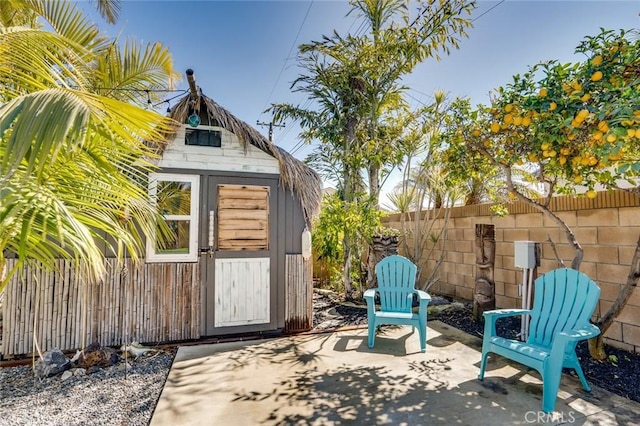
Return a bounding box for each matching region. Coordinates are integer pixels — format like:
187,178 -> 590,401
188,113 -> 200,127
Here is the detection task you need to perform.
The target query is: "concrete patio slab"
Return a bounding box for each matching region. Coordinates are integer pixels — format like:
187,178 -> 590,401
150,322 -> 640,425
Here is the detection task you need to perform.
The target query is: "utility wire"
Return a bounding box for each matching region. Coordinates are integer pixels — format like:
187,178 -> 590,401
260,0 -> 314,114
285,10 -> 366,155
471,0 -> 505,23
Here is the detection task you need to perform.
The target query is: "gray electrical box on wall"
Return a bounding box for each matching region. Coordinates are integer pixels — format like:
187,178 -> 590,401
514,241 -> 539,269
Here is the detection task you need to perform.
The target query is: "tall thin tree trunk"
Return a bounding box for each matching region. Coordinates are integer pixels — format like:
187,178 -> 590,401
342,116 -> 358,300
589,233 -> 640,359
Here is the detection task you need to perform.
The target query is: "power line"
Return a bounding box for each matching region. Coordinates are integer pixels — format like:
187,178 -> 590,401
471,0 -> 505,22
260,0 -> 315,114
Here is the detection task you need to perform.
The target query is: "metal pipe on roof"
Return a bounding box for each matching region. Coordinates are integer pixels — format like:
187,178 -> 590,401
186,68 -> 198,100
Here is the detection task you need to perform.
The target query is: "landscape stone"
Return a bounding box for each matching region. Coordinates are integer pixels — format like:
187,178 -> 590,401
34,349 -> 71,379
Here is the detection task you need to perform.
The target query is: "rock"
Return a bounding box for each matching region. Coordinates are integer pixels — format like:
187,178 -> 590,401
60,370 -> 73,381
34,349 -> 71,379
73,368 -> 87,377
75,341 -> 121,369
429,295 -> 452,306
118,362 -> 133,373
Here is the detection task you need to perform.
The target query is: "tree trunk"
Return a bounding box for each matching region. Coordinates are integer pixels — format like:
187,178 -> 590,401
342,115 -> 358,301
368,164 -> 380,207
588,334 -> 607,360
473,224 -> 496,321
589,233 -> 640,359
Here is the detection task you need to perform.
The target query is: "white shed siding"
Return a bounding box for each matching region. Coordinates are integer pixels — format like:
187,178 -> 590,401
157,125 -> 280,174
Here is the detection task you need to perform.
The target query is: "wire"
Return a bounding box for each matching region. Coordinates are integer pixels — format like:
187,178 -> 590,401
472,1 -> 505,23
93,87 -> 186,93
151,90 -> 189,108
260,0 -> 315,114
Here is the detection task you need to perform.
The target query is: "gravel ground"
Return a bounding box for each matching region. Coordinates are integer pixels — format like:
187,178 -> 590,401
0,350 -> 175,426
1,291 -> 637,425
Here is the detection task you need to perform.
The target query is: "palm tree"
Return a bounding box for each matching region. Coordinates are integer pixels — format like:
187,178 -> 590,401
0,0 -> 178,292
271,0 -> 475,299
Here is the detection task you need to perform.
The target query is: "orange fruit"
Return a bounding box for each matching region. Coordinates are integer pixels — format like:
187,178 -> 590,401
606,134 -> 617,143
573,175 -> 583,184
586,190 -> 597,199
538,88 -> 548,97
521,116 -> 531,126
491,122 -> 500,133
591,55 -> 603,66
504,113 -> 514,124
581,93 -> 591,102
549,102 -> 557,111
505,104 -> 514,113
472,129 -> 481,137
591,71 -> 603,82
576,109 -> 589,120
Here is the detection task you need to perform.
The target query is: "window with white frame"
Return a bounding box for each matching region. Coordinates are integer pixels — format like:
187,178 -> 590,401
146,173 -> 200,262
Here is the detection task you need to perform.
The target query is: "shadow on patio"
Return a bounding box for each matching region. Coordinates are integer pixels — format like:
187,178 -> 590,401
151,322 -> 640,426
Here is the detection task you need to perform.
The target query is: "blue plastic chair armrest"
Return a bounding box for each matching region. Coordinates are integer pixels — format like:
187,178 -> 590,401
483,309 -> 531,319
363,288 -> 377,301
415,290 -> 431,302
550,324 -> 601,362
558,324 -> 601,341
483,309 -> 532,338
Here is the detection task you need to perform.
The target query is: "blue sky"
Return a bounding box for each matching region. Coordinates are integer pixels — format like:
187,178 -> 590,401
81,0 -> 640,199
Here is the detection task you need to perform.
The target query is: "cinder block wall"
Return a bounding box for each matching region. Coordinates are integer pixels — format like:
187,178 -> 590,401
383,190 -> 640,353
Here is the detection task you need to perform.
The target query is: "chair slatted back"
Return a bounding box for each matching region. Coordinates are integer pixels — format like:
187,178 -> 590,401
375,255 -> 417,313
527,268 -> 601,348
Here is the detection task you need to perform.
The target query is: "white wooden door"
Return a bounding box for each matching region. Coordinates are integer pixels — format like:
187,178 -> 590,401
214,258 -> 270,327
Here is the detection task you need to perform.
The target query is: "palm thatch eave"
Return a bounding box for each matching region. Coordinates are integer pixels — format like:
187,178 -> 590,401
160,92 -> 321,226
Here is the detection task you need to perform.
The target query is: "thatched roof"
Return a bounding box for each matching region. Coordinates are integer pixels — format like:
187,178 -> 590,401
164,87 -> 322,226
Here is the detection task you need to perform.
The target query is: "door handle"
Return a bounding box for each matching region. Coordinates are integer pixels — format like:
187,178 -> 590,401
208,210 -> 215,257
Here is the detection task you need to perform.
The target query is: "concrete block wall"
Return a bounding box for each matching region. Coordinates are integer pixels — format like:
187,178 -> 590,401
383,190 -> 640,353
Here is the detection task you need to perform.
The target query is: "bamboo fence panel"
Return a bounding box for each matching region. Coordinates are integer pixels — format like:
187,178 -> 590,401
1,258 -> 200,357
284,254 -> 312,333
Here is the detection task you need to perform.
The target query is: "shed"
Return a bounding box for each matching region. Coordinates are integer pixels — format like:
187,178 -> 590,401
0,70 -> 321,357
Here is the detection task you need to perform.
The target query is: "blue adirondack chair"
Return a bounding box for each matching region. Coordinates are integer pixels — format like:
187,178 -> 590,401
364,255 -> 431,352
478,268 -> 601,413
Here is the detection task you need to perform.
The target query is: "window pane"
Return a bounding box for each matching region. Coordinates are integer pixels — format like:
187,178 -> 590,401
157,220 -> 190,254
157,181 -> 191,215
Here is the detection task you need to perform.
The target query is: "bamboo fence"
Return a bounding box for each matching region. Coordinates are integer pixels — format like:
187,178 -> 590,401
1,258 -> 200,357
285,254 -> 313,332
